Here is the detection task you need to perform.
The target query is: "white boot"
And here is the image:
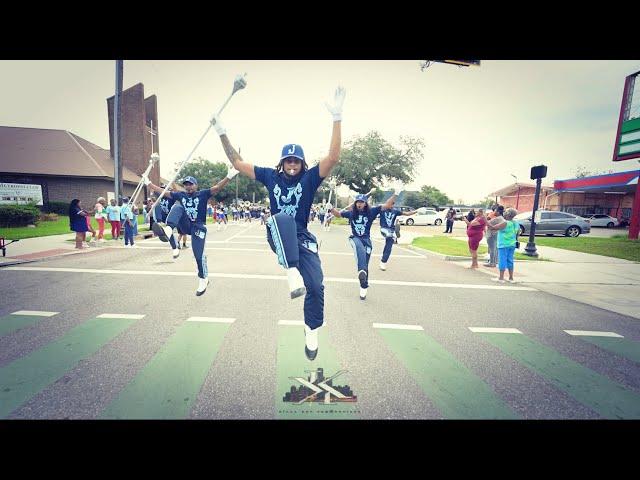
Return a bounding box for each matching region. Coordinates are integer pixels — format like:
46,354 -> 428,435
287,268 -> 306,299
304,324 -> 318,360
379,261 -> 387,271
360,287 -> 368,300
196,277 -> 209,296
172,248 -> 180,259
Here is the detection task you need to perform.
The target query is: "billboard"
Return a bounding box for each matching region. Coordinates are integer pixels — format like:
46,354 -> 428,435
0,183 -> 44,206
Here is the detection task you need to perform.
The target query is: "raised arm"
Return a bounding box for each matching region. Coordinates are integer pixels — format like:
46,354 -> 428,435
319,86 -> 345,178
209,165 -> 239,195
212,116 -> 256,180
143,177 -> 173,198
381,183 -> 403,210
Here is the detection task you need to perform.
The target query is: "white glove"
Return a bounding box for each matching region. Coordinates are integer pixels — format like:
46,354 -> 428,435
211,114 -> 226,136
150,153 -> 160,164
325,85 -> 346,122
226,164 -> 239,180
142,174 -> 151,186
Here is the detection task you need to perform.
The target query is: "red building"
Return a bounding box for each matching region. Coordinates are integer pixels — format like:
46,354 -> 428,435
489,183 -> 554,212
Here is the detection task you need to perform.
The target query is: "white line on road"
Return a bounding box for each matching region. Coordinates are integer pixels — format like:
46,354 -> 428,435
225,223 -> 255,243
373,323 -> 424,331
564,330 -> 624,338
96,313 -> 146,319
4,267 -> 538,291
11,310 -> 59,317
131,245 -> 422,258
186,317 -> 236,323
278,320 -> 304,326
468,327 -> 523,334
235,235 -> 267,239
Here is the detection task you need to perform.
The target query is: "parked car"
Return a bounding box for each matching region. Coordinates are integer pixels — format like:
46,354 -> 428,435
514,210 -> 591,237
398,207 -> 438,226
435,207 -> 463,226
581,214 -> 619,228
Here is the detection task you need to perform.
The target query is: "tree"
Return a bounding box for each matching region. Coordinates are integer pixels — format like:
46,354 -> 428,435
418,185 -> 452,208
177,157 -> 267,204
573,165 -> 614,179
330,131 -> 423,194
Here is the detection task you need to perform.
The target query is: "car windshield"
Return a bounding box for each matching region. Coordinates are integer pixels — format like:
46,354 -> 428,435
514,212 -> 532,220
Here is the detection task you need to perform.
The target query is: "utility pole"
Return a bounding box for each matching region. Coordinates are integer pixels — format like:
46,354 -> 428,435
524,165 -> 548,257
114,60 -> 123,200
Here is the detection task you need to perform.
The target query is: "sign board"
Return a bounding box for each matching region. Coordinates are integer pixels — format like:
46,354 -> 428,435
613,70 -> 640,161
534,210 -> 542,223
107,191 -> 115,204
0,183 -> 43,206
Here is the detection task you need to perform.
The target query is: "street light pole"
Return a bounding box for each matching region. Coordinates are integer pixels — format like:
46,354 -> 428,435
524,165 -> 547,258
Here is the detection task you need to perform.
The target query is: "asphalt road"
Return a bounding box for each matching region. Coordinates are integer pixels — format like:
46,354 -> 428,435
1,219 -> 639,419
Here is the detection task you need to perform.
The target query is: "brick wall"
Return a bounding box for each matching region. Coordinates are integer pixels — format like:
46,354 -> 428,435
107,84 -> 161,188
498,187 -> 552,213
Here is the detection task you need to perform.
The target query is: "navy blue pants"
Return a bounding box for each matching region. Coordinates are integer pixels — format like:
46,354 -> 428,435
380,228 -> 396,263
349,235 -> 372,288
153,203 -> 178,250
166,204 -> 208,279
124,221 -> 135,246
266,213 -> 324,330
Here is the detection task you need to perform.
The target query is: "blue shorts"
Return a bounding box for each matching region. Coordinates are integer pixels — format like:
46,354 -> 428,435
498,246 -> 516,271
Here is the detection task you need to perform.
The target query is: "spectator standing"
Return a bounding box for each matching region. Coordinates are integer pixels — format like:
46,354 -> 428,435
106,199 -> 121,240
444,207 -> 455,233
461,208 -> 486,268
484,205 -> 504,268
492,207 -> 520,283
69,199 -> 89,249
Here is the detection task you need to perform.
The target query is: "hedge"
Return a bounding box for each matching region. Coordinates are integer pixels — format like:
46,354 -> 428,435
44,201 -> 71,215
0,204 -> 41,227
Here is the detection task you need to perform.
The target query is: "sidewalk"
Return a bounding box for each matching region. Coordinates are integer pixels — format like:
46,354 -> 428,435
0,230 -> 150,266
439,236 -> 640,320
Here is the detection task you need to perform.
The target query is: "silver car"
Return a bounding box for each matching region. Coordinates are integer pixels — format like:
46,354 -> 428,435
514,210 -> 591,237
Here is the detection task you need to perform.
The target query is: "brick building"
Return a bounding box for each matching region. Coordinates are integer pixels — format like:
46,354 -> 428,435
0,126 -> 141,209
0,82 -> 163,211
489,182 -> 554,212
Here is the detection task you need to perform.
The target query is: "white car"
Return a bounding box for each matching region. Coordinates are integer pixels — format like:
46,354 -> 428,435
435,208 -> 463,226
397,207 -> 438,226
582,214 -> 619,228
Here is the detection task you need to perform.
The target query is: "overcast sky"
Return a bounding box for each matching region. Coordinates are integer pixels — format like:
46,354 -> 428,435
1,60 -> 639,203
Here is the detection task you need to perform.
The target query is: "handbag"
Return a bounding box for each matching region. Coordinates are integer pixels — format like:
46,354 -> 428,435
513,221 -> 520,249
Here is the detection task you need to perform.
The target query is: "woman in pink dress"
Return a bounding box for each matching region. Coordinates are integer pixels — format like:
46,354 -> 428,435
461,208 -> 486,269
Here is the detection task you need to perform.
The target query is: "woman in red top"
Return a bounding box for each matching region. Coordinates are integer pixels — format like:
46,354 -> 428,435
461,208 -> 486,269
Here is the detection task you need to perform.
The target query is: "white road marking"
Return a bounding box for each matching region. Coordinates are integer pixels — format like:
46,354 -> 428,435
96,313 -> 145,319
278,320 -> 304,326
186,317 -> 236,323
4,267 -> 538,291
235,235 -> 267,239
11,310 -> 59,317
373,323 -> 424,331
564,330 -> 624,338
226,223 -> 255,242
468,327 -> 522,334
131,245 -> 421,258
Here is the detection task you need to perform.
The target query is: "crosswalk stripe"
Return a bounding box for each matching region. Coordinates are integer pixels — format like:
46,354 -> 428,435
278,320 -> 305,326
100,320 -> 232,419
373,323 -> 424,331
11,311 -> 59,317
564,330 -> 624,338
469,327 -> 522,334
0,316 -> 137,418
376,328 -> 518,419
186,317 -> 235,323
474,331 -> 640,419
96,314 -> 145,320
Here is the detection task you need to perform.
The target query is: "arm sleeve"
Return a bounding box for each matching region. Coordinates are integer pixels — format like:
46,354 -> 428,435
370,206 -> 382,218
341,210 -> 352,220
254,166 -> 271,186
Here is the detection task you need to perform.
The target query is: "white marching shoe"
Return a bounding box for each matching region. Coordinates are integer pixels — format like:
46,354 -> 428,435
196,277 -> 209,296
287,268 -> 306,299
379,261 -> 387,271
360,287 -> 368,300
304,324 -> 318,361
172,248 -> 180,259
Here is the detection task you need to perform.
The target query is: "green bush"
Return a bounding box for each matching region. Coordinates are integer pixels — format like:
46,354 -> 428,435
0,204 -> 41,227
39,213 -> 59,222
44,201 -> 70,215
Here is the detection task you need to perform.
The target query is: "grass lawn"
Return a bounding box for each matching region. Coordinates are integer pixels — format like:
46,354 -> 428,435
411,236 -> 547,261
2,215 -> 148,241
532,235 -> 640,262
